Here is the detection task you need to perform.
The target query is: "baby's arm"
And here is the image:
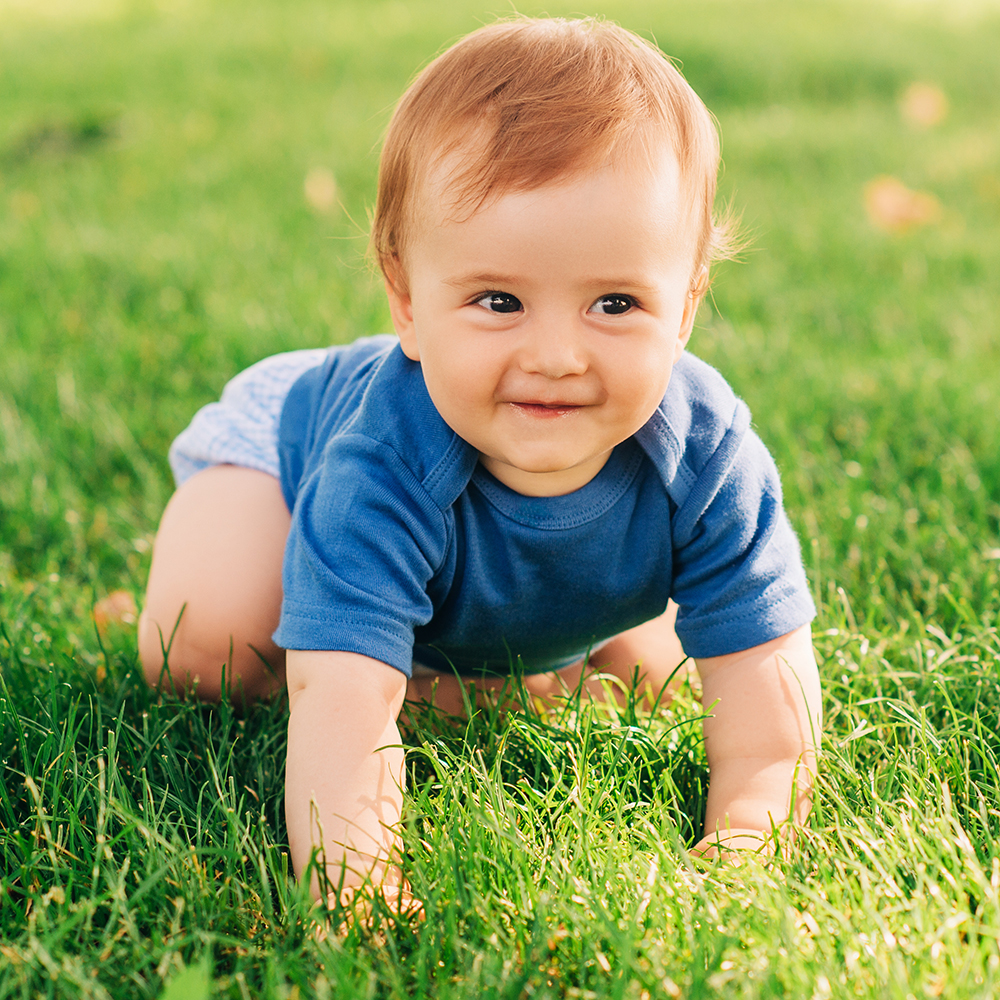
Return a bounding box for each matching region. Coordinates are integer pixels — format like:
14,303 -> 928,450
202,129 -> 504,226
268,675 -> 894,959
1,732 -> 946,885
693,624 -> 821,856
285,650 -> 408,902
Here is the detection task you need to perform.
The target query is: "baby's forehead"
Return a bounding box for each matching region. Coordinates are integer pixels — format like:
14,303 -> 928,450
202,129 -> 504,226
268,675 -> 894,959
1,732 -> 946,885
402,140 -> 705,280
417,128 -> 697,221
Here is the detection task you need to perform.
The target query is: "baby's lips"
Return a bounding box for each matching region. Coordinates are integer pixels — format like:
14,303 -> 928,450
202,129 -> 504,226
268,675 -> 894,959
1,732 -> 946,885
507,397 -> 590,410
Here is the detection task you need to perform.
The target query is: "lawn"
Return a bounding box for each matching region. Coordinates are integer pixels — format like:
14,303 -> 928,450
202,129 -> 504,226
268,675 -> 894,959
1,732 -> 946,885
1,0 -> 999,996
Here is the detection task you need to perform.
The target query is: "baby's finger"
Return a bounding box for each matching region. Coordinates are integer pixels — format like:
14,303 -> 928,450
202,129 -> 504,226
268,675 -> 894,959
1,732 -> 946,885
315,882 -> 424,938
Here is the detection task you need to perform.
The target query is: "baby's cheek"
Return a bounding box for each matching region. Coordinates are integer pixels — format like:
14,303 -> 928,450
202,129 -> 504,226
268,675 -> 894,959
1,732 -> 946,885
629,352 -> 677,405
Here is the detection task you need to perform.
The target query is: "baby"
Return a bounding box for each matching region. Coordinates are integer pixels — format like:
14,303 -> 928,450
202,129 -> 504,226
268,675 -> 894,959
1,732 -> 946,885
139,17 -> 822,903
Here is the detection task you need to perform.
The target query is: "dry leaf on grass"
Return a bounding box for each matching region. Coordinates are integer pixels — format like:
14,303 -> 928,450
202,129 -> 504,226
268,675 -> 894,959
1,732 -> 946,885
304,168 -> 338,213
900,82 -> 948,128
864,176 -> 941,233
93,590 -> 138,633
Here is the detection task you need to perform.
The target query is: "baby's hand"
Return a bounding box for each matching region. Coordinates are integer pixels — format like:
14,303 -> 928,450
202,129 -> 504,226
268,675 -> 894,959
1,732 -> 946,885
691,827 -> 776,862
313,881 -> 424,940
344,881 -> 424,923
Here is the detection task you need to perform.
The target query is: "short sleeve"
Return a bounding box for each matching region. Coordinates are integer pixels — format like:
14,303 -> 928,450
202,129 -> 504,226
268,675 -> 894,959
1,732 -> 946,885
273,434 -> 450,676
670,426 -> 816,658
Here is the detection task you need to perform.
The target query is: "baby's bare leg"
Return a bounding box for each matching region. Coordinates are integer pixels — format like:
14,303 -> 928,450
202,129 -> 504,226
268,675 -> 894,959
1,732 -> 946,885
525,602 -> 690,707
405,602 -> 689,716
590,602 -> 690,701
138,465 -> 290,703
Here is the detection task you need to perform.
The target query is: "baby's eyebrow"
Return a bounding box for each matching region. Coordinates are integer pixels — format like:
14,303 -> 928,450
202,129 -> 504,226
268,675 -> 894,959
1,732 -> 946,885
443,271 -> 522,289
582,278 -> 659,294
443,272 -> 661,294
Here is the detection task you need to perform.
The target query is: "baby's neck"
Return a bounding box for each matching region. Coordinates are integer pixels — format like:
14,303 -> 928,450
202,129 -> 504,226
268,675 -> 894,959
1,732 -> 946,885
476,450 -> 611,497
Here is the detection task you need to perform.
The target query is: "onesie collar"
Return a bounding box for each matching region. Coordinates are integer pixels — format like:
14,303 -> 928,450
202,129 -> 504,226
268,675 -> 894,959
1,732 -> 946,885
468,438 -> 645,530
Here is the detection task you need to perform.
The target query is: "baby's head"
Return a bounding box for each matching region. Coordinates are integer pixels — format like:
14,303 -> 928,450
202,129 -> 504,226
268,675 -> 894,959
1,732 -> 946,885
371,16 -> 732,294
371,18 -> 735,497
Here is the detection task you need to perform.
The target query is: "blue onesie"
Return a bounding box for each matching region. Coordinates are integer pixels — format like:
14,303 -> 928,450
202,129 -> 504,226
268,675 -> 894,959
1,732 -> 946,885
250,336 -> 816,678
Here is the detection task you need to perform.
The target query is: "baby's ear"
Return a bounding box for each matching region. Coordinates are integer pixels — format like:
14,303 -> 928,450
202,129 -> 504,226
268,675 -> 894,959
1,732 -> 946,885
383,261 -> 419,361
675,267 -> 709,360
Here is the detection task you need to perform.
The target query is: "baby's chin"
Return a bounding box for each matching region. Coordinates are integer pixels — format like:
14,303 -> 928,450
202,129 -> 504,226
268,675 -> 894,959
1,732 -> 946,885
476,451 -> 613,497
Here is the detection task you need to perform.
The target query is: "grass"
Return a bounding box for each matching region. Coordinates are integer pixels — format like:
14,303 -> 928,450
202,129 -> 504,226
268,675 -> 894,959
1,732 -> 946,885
1,0 -> 999,995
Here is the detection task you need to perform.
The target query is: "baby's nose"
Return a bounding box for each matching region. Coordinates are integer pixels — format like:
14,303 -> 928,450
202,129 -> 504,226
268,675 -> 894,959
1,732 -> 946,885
519,324 -> 588,379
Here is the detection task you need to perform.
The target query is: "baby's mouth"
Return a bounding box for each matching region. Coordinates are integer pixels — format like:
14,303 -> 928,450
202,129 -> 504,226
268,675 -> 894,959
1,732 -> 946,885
509,401 -> 584,418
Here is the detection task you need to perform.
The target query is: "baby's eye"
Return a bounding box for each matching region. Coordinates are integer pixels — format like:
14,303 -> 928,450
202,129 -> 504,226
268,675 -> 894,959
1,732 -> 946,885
475,292 -> 523,314
589,294 -> 636,315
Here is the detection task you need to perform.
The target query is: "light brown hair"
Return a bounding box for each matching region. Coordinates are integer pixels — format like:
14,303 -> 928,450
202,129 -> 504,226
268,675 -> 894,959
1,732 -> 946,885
372,17 -> 734,292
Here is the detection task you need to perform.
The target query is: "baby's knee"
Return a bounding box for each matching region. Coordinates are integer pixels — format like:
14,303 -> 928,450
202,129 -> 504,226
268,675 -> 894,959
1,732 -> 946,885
138,608 -> 170,684
138,607 -> 214,697
138,611 -> 284,702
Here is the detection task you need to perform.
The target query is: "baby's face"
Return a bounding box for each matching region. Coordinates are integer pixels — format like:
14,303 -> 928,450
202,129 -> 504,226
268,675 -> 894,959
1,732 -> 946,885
386,147 -> 704,496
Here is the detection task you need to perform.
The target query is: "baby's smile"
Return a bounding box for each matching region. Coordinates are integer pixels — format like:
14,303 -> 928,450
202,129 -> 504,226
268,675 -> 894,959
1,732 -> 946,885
507,399 -> 587,417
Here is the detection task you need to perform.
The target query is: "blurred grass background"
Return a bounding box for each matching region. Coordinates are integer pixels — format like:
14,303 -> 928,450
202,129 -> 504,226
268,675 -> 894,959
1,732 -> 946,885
2,0 -> 1000,996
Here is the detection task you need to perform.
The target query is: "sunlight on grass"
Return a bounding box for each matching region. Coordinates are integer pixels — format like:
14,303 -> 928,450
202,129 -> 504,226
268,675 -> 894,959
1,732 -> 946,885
0,0 -> 199,21
0,0 -> 127,21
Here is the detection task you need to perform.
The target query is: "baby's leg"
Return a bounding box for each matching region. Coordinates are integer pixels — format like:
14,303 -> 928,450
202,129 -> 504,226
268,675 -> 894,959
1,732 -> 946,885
404,602 -> 689,716
138,465 -> 289,703
525,602 -> 690,707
